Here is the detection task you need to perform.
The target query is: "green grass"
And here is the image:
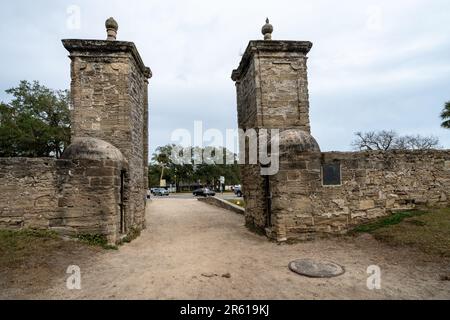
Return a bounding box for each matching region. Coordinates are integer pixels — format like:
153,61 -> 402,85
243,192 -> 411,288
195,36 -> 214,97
77,234 -> 118,250
0,228 -> 107,294
118,228 -> 141,245
0,229 -> 59,252
351,210 -> 426,233
1,229 -> 128,255
352,208 -> 450,257
0,228 -> 58,240
226,199 -> 245,207
0,229 -> 61,268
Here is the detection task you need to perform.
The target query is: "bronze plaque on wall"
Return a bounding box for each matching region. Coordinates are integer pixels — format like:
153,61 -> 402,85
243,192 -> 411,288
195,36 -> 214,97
322,162 -> 341,186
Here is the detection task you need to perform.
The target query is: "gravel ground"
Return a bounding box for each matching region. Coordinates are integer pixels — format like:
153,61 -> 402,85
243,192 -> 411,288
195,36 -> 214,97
3,199 -> 450,300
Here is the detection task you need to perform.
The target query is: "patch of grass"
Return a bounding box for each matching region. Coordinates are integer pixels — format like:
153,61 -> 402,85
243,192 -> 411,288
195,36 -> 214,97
0,229 -> 61,268
0,229 -> 59,255
0,228 -> 104,297
352,208 -> 450,257
118,228 -> 141,245
77,234 -> 118,250
351,210 -> 426,233
0,229 -> 58,242
226,199 -> 245,207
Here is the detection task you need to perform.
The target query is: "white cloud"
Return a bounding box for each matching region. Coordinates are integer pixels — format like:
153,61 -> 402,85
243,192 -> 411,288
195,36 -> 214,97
0,0 -> 449,155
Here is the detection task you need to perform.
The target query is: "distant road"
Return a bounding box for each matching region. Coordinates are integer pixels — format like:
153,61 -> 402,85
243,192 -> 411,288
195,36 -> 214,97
150,192 -> 240,200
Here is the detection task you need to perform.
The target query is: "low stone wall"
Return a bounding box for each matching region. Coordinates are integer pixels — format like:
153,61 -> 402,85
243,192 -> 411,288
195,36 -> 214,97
0,157 -> 124,244
197,196 -> 245,215
0,158 -> 60,229
269,149 -> 450,241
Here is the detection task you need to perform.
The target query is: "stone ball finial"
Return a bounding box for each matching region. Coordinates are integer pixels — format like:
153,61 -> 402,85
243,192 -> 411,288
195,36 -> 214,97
262,18 -> 273,41
105,17 -> 118,41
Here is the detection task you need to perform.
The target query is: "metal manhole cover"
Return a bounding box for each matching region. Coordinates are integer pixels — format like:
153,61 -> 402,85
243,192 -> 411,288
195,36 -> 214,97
289,259 -> 345,278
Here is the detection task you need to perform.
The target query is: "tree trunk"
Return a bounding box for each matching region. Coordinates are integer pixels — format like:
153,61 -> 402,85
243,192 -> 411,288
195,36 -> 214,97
160,166 -> 165,184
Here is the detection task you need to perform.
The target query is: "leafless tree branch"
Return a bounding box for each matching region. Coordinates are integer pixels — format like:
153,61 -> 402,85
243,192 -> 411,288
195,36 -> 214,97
352,131 -> 440,151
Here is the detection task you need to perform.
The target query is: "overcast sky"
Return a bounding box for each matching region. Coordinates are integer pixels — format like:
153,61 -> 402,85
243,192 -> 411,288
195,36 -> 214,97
1,0 -> 449,156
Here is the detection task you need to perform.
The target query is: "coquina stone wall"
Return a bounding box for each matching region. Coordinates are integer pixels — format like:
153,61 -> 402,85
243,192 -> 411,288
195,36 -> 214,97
232,27 -> 450,242
0,158 -> 60,229
269,149 -> 450,241
0,155 -> 125,244
0,19 -> 150,245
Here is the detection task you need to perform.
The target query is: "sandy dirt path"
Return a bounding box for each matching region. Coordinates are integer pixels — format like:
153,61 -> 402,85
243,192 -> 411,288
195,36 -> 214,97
38,199 -> 449,299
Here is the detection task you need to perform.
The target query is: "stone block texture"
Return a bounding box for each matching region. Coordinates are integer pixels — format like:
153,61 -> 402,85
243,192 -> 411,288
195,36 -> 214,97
0,157 -> 126,244
232,39 -> 450,241
232,41 -> 313,132
0,36 -> 151,245
0,158 -> 59,230
197,196 -> 245,215
63,39 -> 151,234
271,150 -> 450,241
232,40 -> 314,235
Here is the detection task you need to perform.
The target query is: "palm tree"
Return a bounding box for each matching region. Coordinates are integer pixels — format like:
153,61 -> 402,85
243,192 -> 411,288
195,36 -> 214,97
441,101 -> 450,129
151,145 -> 174,185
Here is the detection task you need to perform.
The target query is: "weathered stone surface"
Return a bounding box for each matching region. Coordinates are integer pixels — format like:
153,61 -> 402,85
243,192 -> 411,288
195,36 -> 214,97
232,31 -> 450,243
232,39 -> 315,235
289,259 -> 345,278
62,35 -> 151,241
359,200 -> 375,210
232,40 -> 312,133
273,149 -> 450,241
0,157 -> 124,243
445,161 -> 450,171
0,23 -> 151,245
0,158 -> 59,229
61,137 -> 125,162
275,129 -> 321,154
197,197 -> 244,215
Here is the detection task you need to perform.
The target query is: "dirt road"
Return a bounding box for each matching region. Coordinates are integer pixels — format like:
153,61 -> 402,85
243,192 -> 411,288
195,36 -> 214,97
27,199 -> 450,299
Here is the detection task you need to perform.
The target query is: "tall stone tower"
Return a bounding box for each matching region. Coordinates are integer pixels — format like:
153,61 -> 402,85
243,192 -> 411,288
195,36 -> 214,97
232,19 -> 320,238
63,18 -> 151,233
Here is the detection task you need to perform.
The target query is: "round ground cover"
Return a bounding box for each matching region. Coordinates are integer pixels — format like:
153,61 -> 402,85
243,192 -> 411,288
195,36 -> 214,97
289,259 -> 345,278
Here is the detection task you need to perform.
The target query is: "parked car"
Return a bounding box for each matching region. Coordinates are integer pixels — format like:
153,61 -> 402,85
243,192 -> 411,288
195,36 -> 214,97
153,188 -> 169,196
193,188 -> 216,197
234,186 -> 243,197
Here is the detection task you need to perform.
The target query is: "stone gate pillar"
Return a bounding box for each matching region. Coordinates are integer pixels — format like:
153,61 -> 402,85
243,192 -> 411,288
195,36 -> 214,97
231,19 -> 320,240
62,18 -> 152,236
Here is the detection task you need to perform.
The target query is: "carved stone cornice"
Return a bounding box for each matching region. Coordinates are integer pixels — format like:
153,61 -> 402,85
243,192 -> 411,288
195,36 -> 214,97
62,39 -> 152,79
231,40 -> 312,81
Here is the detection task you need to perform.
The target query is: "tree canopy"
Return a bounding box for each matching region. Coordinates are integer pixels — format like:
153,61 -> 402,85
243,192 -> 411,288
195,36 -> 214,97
440,101 -> 450,129
0,81 -> 71,158
149,144 -> 240,190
